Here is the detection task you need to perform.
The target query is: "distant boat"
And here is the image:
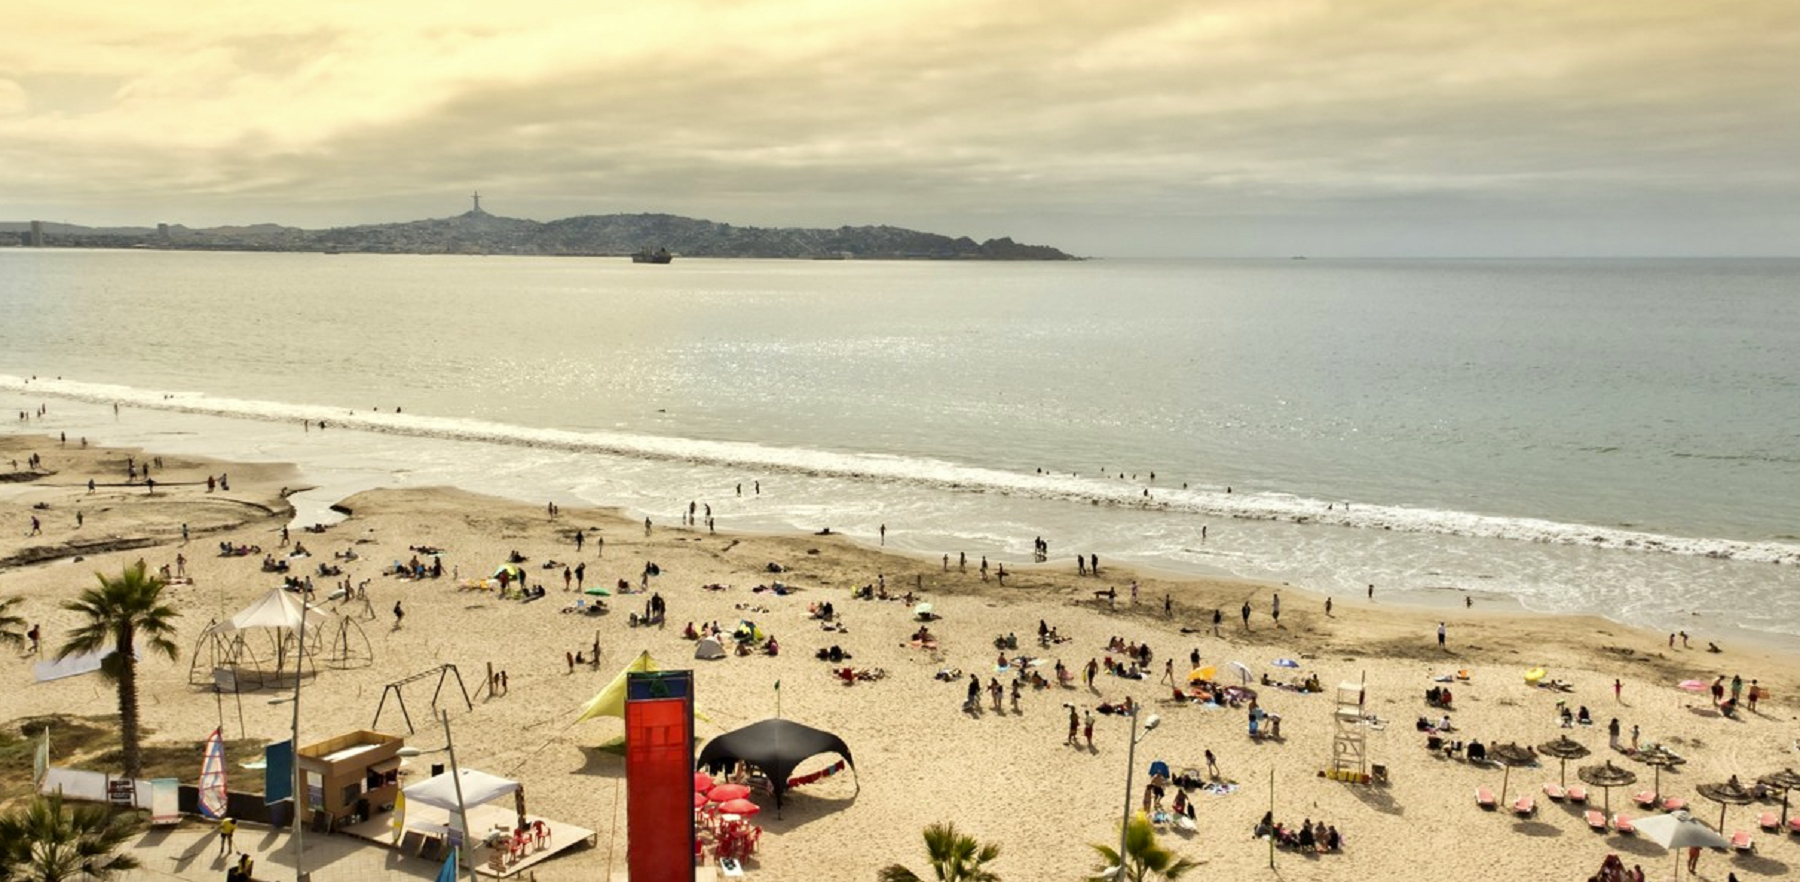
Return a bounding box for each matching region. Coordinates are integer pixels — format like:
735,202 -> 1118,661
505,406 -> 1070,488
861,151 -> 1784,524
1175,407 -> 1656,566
631,247 -> 673,264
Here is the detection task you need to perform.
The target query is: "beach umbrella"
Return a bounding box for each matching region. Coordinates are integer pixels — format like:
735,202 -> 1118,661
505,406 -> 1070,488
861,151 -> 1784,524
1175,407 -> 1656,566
693,791 -> 709,809
1272,658 -> 1300,669
1757,768 -> 1800,826
694,772 -> 714,794
717,798 -> 761,817
1695,777 -> 1755,832
1631,810 -> 1729,882
708,783 -> 751,803
913,602 -> 933,620
1188,666 -> 1217,683
1578,761 -> 1638,816
583,585 -> 611,596
1536,735 -> 1592,788
1226,661 -> 1252,686
1632,745 -> 1685,800
1489,743 -> 1537,805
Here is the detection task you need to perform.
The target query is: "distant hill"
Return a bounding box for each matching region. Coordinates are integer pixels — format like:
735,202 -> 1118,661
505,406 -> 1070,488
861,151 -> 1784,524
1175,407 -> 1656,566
1,211 -> 1078,260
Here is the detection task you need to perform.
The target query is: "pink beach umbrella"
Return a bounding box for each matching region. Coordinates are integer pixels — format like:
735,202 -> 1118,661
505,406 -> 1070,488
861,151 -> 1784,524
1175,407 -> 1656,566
717,798 -> 761,816
694,791 -> 709,809
708,783 -> 751,803
694,772 -> 715,794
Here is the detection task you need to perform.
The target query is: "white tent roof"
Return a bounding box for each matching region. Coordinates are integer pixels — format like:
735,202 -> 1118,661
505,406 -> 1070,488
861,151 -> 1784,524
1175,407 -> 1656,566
205,588 -> 331,636
402,768 -> 519,812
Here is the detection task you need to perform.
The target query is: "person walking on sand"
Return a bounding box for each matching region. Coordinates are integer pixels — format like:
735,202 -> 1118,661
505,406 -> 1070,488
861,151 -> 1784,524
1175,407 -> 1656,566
217,816 -> 236,855
1085,658 -> 1099,690
1212,607 -> 1222,638
575,529 -> 584,552
1161,659 -> 1175,686
1614,678 -> 1622,702
563,565 -> 572,591
392,600 -> 404,630
1241,601 -> 1251,630
1084,709 -> 1096,749
1608,718 -> 1621,750
1205,749 -> 1219,779
1437,621 -> 1447,648
1271,592 -> 1281,627
575,562 -> 585,590
1067,704 -> 1080,745
1748,679 -> 1760,712
966,674 -> 981,713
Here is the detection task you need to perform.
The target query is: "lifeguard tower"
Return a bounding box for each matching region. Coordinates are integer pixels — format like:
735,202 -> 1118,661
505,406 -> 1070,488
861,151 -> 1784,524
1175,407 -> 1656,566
1330,678 -> 1368,781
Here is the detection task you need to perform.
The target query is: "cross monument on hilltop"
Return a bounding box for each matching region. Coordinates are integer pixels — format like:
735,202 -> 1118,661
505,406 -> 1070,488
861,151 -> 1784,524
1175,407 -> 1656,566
471,191 -> 482,214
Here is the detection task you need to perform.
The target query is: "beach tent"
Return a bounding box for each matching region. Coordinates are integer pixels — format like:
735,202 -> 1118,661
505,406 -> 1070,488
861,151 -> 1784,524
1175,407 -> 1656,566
575,651 -> 660,722
697,718 -> 858,809
205,587 -> 331,636
733,621 -> 764,643
401,768 -> 519,829
695,638 -> 726,661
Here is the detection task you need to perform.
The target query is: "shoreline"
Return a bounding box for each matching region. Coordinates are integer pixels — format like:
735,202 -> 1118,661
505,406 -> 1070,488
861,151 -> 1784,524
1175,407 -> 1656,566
7,432 -> 1800,882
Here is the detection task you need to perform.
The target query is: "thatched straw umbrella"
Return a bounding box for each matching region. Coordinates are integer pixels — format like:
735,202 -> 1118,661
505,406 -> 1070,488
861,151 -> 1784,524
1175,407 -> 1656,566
1536,735 -> 1592,788
1632,745 -> 1685,801
1578,760 -> 1638,816
1758,768 -> 1800,827
1696,776 -> 1755,832
1489,743 -> 1538,805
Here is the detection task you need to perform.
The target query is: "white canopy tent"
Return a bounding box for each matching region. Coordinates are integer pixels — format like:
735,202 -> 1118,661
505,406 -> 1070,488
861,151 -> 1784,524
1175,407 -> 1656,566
205,588 -> 332,636
402,769 -> 520,813
191,588 -> 333,688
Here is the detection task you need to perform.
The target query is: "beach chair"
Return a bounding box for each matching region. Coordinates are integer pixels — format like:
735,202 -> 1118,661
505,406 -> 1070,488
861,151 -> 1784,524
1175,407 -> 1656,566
399,830 -> 427,856
1612,814 -> 1636,835
1789,815 -> 1800,835
1758,811 -> 1779,832
1631,790 -> 1657,808
1512,796 -> 1536,817
1565,785 -> 1588,804
1584,810 -> 1607,832
1661,796 -> 1686,812
1542,783 -> 1565,801
1475,787 -> 1497,810
1730,830 -> 1755,853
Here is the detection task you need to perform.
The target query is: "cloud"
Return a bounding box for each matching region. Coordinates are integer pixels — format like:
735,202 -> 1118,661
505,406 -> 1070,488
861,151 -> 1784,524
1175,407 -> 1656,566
2,0 -> 1798,254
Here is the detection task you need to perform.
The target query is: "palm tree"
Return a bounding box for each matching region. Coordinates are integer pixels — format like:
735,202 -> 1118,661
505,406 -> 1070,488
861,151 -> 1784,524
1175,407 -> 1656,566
56,562 -> 180,779
878,821 -> 1002,882
1088,814 -> 1197,882
0,596 -> 26,651
0,789 -> 142,882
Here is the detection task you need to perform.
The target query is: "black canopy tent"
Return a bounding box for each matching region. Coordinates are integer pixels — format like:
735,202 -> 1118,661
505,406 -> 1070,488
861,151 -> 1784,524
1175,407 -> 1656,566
697,718 -> 858,808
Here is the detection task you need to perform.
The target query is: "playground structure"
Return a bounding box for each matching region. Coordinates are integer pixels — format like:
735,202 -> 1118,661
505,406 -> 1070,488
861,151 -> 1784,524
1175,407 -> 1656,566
188,616 -> 323,690
371,664 -> 474,734
325,615 -> 374,669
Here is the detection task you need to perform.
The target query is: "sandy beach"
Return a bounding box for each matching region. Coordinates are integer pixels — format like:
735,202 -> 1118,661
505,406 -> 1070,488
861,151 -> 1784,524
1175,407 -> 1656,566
4,432 -> 1799,882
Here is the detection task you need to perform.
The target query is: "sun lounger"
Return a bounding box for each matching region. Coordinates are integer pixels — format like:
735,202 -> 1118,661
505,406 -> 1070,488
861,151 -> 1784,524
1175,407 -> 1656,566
1613,814 -> 1636,835
1791,816 -> 1800,834
1512,796 -> 1536,817
1661,797 -> 1686,812
1585,810 -> 1607,832
1759,811 -> 1779,832
1730,830 -> 1754,853
1543,783 -> 1565,801
1475,787 -> 1497,810
1564,785 -> 1587,803
1631,790 -> 1657,808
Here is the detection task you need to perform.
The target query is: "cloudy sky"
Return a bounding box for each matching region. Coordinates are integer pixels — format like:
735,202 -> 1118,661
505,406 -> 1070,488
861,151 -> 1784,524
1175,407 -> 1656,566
3,1 -> 1797,256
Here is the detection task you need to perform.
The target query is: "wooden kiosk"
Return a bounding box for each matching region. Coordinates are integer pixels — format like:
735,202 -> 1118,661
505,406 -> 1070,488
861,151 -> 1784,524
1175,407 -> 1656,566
296,730 -> 406,831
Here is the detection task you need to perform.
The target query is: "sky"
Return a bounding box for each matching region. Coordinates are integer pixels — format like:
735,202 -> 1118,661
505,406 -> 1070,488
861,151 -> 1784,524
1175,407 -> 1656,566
2,0 -> 1798,257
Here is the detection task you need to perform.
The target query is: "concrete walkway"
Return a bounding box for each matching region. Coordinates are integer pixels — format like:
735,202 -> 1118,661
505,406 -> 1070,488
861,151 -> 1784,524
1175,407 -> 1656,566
129,821 -> 445,882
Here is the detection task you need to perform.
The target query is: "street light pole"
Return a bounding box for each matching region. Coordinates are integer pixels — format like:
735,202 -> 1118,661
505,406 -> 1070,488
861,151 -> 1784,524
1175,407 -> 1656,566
1115,711 -> 1160,881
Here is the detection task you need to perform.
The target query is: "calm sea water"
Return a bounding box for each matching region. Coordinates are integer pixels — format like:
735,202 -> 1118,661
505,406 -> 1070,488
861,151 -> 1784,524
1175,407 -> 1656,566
3,250 -> 1798,646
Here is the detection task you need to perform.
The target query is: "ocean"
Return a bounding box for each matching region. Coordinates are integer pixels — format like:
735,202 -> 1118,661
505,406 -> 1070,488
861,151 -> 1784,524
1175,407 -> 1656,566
3,249 -> 1798,648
